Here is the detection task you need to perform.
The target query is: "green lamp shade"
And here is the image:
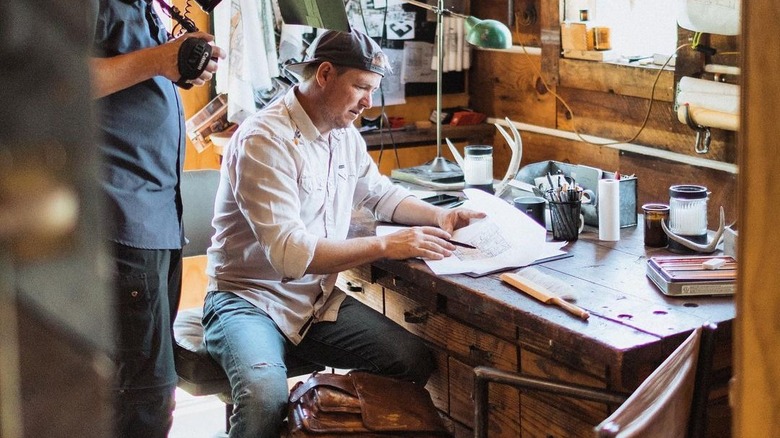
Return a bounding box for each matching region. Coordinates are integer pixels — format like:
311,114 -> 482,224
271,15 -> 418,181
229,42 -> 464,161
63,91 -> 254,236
465,16 -> 512,49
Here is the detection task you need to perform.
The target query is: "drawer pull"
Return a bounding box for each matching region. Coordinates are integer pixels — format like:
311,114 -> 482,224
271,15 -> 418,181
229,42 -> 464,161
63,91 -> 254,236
346,281 -> 363,293
403,306 -> 429,324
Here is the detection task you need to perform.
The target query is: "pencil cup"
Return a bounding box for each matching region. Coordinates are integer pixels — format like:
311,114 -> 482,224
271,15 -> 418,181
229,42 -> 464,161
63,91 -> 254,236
549,200 -> 584,241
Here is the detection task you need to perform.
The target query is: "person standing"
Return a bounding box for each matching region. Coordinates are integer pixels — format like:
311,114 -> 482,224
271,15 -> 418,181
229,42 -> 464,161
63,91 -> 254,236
203,29 -> 484,437
88,1 -> 223,436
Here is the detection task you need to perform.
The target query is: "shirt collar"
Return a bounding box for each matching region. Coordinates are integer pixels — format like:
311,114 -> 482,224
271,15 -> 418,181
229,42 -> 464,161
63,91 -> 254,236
284,86 -> 346,146
285,87 -> 321,144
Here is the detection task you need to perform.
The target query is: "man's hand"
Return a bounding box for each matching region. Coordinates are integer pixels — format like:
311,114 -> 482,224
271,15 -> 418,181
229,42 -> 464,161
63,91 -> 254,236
435,207 -> 486,234
381,226 -> 458,261
90,31 -> 226,98
168,32 -> 225,87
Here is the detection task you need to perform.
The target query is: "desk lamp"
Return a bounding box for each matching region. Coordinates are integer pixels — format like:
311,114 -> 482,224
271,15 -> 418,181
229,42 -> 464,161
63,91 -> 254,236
402,0 -> 511,175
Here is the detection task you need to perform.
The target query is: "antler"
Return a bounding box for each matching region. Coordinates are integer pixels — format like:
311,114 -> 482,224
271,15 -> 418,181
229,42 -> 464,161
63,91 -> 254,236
661,206 -> 726,253
445,138 -> 465,168
494,118 -> 523,197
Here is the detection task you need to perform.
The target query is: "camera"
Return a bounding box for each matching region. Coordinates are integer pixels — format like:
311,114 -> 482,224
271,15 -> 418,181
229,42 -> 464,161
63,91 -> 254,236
193,0 -> 222,13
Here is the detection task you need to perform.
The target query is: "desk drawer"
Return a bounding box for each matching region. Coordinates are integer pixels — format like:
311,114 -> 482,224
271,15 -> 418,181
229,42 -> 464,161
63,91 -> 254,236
384,288 -> 517,370
520,349 -> 610,428
450,357 -> 520,437
337,269 -> 383,313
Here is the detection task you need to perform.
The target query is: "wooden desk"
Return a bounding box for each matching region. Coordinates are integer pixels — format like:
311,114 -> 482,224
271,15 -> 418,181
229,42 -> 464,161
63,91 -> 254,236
340,213 -> 734,438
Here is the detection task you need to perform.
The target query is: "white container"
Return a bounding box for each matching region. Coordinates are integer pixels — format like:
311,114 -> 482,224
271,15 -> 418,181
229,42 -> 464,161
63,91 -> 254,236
668,184 -> 708,237
463,145 -> 493,193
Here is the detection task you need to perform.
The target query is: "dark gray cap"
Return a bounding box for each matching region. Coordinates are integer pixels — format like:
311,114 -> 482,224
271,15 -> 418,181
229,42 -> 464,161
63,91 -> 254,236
285,30 -> 390,78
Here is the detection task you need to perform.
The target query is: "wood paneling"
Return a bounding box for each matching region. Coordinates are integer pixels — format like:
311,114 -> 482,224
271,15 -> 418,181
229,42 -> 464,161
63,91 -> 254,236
559,59 -> 675,101
736,1 -> 780,437
469,50 -> 557,128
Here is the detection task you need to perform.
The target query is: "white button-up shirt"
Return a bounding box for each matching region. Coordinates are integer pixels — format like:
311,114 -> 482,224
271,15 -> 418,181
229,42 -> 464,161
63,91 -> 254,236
206,87 -> 411,344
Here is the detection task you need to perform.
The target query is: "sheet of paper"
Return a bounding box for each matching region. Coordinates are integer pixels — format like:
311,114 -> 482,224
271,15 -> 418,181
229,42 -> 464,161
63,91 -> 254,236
374,189 -> 568,275
401,41 -> 436,84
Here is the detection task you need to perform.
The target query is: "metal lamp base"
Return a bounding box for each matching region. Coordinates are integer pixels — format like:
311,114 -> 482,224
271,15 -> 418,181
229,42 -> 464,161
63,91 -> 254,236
425,156 -> 460,173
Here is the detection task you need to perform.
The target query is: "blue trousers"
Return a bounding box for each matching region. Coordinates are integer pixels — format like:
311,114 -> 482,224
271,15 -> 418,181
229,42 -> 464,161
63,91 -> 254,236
112,244 -> 181,438
203,291 -> 435,438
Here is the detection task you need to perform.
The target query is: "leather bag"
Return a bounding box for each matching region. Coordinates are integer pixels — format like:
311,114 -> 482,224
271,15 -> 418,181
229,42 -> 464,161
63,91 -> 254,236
286,371 -> 452,437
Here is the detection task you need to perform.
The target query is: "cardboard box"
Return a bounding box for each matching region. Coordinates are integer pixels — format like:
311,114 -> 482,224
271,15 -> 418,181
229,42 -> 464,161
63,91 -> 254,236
561,22 -> 589,51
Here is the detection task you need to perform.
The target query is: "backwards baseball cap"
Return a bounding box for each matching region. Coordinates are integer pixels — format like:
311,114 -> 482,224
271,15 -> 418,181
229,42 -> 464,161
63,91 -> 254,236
285,30 -> 390,78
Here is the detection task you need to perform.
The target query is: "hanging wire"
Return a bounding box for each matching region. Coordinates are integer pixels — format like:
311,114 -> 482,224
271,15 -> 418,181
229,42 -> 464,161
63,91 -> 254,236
514,35 -> 690,147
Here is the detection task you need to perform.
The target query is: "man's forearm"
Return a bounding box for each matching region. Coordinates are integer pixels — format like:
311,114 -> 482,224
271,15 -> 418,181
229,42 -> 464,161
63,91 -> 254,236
306,236 -> 386,274
389,196 -> 443,228
89,46 -> 166,98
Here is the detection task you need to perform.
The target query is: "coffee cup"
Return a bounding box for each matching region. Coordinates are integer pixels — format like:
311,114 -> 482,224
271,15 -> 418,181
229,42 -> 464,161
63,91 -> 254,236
513,196 -> 546,228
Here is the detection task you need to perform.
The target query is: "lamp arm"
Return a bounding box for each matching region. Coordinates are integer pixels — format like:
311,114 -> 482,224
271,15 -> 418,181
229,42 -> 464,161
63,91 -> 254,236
402,0 -> 468,19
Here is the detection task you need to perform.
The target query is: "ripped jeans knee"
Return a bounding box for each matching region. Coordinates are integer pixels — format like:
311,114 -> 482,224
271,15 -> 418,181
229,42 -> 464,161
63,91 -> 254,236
230,361 -> 290,438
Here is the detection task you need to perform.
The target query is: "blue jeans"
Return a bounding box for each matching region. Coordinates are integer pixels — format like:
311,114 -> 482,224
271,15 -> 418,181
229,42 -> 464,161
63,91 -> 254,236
203,291 -> 435,438
112,244 -> 182,438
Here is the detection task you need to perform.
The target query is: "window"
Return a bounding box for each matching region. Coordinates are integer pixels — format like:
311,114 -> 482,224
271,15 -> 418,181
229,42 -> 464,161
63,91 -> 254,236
563,0 -> 679,60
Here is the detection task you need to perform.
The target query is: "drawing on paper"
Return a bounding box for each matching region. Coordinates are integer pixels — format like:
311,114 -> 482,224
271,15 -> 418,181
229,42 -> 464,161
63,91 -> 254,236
452,221 -> 511,260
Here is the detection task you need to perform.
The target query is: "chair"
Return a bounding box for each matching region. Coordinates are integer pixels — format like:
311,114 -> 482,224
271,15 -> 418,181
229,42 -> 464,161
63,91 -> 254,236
473,322 -> 717,438
174,169 -> 324,434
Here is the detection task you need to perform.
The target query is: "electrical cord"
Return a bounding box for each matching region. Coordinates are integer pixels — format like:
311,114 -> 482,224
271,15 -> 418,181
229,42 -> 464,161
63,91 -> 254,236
513,36 -> 689,147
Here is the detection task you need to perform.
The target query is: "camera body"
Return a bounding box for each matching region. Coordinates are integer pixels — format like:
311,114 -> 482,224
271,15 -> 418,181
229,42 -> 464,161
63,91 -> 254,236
194,0 -> 222,12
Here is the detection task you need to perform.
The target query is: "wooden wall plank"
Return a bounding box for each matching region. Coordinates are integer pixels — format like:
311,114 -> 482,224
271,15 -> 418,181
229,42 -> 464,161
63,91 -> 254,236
469,51 -> 557,127
554,87 -> 735,161
559,59 -> 675,102
619,151 -> 737,227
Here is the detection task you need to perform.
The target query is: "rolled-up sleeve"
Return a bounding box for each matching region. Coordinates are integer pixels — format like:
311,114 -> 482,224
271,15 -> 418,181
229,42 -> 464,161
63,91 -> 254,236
229,129 -> 317,280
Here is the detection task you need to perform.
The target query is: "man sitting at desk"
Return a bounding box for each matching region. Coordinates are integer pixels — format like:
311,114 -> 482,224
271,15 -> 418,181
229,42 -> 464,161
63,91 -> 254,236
202,29 -> 485,437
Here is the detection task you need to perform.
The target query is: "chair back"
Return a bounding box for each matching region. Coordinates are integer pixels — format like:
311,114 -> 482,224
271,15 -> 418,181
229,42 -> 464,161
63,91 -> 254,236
594,322 -> 717,438
180,169 -> 220,258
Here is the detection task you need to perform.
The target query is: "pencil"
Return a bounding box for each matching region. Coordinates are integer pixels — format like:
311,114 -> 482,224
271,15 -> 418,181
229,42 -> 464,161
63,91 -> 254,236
447,239 -> 477,249
445,200 -> 465,209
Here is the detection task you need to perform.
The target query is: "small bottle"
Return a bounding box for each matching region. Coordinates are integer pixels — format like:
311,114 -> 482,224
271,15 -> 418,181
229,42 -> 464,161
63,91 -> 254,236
463,145 -> 493,194
642,203 -> 670,247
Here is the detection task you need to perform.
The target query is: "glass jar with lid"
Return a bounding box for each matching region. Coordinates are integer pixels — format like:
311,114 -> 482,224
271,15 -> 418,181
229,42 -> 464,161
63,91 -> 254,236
463,145 -> 493,194
668,184 -> 709,251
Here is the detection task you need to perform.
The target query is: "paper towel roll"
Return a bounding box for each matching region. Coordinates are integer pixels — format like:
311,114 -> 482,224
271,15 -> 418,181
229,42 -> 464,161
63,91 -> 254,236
598,179 -> 620,241
676,78 -> 739,114
676,91 -> 738,115
676,77 -> 740,131
678,77 -> 739,96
